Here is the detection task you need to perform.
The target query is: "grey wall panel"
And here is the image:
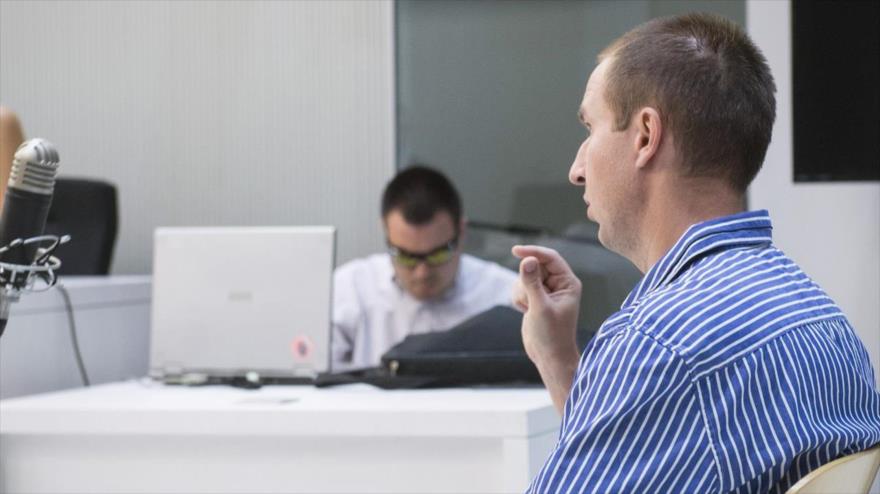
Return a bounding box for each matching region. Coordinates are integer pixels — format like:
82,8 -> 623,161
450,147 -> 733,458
396,0 -> 744,235
0,0 -> 395,273
396,0 -> 649,234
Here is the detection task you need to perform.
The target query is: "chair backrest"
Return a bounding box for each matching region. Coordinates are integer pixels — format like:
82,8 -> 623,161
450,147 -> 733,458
44,177 -> 118,275
786,445 -> 880,494
462,221 -> 642,347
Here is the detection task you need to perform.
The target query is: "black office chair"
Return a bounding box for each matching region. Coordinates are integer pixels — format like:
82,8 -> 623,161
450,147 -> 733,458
43,177 -> 118,275
462,220 -> 642,349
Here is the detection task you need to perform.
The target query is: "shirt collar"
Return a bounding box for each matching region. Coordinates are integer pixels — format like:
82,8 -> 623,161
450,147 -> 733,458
621,210 -> 773,308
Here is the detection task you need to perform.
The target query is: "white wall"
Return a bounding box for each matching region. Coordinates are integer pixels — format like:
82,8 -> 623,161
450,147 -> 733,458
0,0 -> 395,274
747,0 -> 880,385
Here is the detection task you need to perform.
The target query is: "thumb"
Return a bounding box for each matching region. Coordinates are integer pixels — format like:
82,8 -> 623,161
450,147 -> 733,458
519,257 -> 549,308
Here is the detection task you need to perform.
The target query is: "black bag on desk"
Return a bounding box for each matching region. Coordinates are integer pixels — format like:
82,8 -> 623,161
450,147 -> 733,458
315,305 -> 541,389
379,305 -> 541,386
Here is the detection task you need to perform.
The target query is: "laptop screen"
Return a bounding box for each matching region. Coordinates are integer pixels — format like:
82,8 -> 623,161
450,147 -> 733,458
149,226 -> 335,379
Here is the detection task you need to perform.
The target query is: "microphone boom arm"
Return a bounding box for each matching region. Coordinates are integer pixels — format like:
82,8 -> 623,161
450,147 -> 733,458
0,233 -> 69,337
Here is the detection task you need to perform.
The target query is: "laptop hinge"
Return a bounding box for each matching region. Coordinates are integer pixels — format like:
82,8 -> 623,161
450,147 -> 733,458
291,367 -> 318,379
150,364 -> 209,385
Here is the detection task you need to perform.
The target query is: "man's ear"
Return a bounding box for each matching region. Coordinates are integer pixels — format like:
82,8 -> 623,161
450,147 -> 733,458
633,107 -> 663,169
457,217 -> 467,248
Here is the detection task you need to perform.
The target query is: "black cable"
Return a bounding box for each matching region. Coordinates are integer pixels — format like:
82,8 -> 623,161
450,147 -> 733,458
56,284 -> 90,386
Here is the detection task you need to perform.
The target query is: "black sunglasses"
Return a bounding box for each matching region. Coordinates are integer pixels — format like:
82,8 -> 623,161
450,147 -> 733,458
387,237 -> 459,268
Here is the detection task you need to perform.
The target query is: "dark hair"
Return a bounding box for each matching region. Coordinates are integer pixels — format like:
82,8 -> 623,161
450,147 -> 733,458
599,13 -> 776,192
381,165 -> 462,228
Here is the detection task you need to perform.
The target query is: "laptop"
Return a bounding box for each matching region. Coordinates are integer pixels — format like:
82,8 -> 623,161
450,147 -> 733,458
149,226 -> 336,384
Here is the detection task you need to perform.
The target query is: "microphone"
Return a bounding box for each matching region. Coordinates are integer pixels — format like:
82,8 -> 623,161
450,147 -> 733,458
0,138 -> 60,272
0,138 -> 63,337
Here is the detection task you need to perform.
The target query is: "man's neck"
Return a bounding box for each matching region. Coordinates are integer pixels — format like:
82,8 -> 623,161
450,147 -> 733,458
633,180 -> 745,274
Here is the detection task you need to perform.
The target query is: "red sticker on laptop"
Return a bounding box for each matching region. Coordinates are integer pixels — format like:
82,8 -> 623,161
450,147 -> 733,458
290,335 -> 313,362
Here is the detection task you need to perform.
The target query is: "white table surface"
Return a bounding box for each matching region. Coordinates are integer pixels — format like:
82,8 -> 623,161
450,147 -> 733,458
1,380 -> 557,437
1,380 -> 560,493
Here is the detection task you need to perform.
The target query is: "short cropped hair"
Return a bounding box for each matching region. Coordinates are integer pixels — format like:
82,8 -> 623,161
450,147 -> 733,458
381,165 -> 462,228
599,13 -> 776,192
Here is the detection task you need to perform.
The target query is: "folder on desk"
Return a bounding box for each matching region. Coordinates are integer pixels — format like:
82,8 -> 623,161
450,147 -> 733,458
316,306 -> 542,389
381,305 -> 542,385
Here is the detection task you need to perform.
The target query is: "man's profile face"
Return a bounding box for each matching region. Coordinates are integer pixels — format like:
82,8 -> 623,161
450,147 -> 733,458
569,58 -> 642,255
384,208 -> 462,301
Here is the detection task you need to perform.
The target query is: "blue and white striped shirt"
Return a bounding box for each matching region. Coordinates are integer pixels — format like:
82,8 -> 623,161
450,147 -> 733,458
528,210 -> 880,493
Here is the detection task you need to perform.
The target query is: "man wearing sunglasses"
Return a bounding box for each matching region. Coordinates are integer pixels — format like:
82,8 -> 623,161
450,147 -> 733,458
331,166 -> 517,371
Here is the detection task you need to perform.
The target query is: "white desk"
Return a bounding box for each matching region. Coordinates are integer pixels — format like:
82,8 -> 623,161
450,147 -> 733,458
0,276 -> 151,399
0,380 -> 559,493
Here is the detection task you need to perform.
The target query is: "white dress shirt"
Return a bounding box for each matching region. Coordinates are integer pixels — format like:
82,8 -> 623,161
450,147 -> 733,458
331,253 -> 518,370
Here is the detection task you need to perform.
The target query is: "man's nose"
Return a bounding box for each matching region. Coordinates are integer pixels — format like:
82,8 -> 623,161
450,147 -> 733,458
413,262 -> 431,278
569,141 -> 586,186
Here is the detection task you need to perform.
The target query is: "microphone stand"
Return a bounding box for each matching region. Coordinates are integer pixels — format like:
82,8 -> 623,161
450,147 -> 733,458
0,234 -> 69,338
0,287 -> 11,337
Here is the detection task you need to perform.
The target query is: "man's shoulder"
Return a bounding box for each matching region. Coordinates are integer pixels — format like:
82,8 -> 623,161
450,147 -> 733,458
335,253 -> 390,277
332,253 -> 398,320
627,245 -> 843,371
334,253 -> 394,293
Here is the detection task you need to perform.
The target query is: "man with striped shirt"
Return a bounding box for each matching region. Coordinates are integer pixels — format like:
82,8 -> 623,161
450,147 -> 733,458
512,13 -> 880,493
